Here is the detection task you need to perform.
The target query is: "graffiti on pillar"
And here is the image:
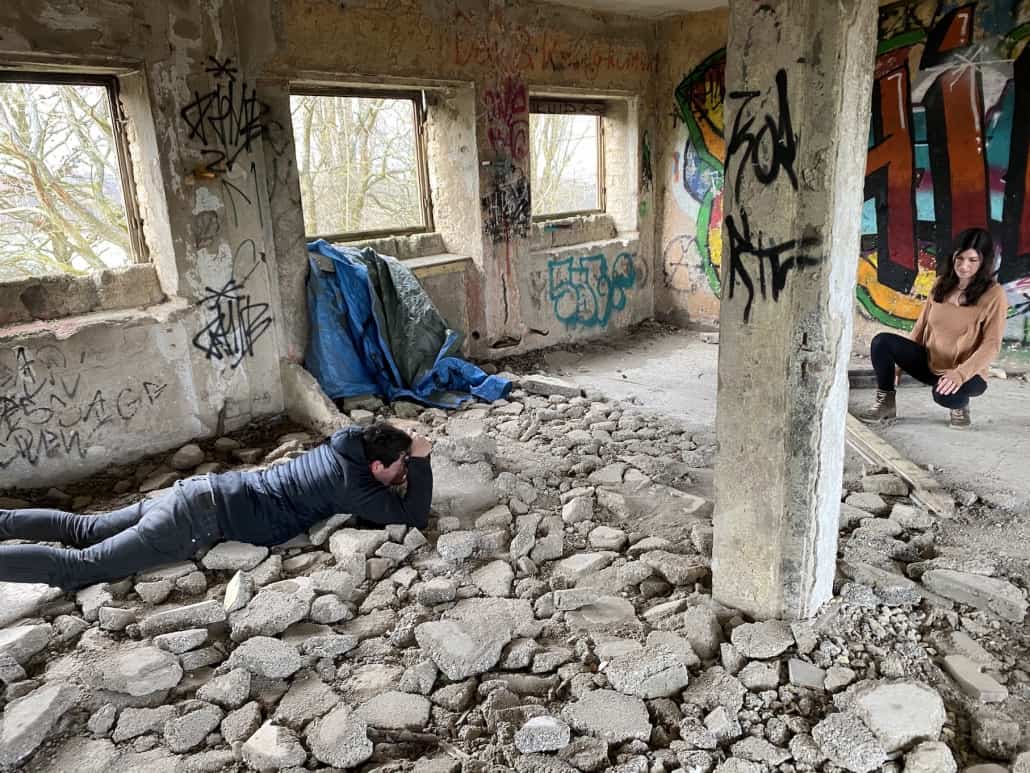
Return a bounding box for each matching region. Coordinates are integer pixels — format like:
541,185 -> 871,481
641,130 -> 654,193
664,1 -> 1030,340
723,69 -> 821,323
548,252 -> 637,328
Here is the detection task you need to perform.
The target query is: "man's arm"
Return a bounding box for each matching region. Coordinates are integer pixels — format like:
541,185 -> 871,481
351,457 -> 433,529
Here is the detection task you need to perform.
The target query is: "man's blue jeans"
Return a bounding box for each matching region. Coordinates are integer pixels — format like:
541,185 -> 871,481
0,476 -> 222,590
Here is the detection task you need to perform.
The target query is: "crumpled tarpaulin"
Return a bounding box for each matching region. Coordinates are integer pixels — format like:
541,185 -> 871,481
304,240 -> 511,409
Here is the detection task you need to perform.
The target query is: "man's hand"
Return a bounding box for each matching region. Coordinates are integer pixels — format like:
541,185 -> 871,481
409,432 -> 432,458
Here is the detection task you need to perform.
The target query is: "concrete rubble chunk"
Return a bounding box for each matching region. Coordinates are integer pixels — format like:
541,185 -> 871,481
522,374 -> 584,398
562,689 -> 652,743
163,704 -> 223,753
472,560 -> 515,597
515,715 -> 572,753
0,624 -> 52,664
0,682 -> 78,768
139,600 -> 226,637
229,577 -> 315,641
943,654 -> 1008,702
564,595 -> 637,629
645,630 -> 700,669
921,569 -> 1028,621
112,706 -> 176,742
227,636 -> 302,678
844,492 -> 890,516
889,503 -> 935,530
201,541 -> 268,571
153,628 -> 207,655
0,583 -> 57,628
739,660 -> 781,691
330,528 -> 389,558
87,646 -> 182,696
357,690 -> 432,730
553,552 -> 616,583
170,443 -> 205,470
436,531 -> 479,562
196,668 -> 251,709
241,721 -> 307,770
861,473 -> 909,496
787,658 -> 826,690
307,704 -> 374,768
812,711 -> 889,773
730,620 -> 795,658
605,644 -> 690,698
414,620 -> 511,680
274,676 -> 340,729
561,496 -> 595,524
971,708 -> 1022,759
903,740 -> 957,773
679,604 -> 724,659
640,550 -> 710,585
730,736 -> 791,765
852,680 -> 945,753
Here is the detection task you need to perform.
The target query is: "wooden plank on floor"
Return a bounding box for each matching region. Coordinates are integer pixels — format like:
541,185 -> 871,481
845,413 -> 956,518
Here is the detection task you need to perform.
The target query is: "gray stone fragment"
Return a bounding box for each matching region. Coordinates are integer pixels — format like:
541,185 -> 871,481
921,569 -> 1027,621
153,628 -> 208,655
229,577 -> 315,641
812,711 -> 889,773
414,620 -> 509,680
971,709 -> 1022,759
903,740 -> 957,773
274,675 -> 340,729
86,646 -> 182,696
196,668 -> 251,709
605,645 -> 689,699
523,375 -> 583,398
357,690 -> 432,730
589,525 -> 628,551
862,473 -> 908,496
135,579 -> 174,605
306,704 -> 374,768
0,682 -> 78,768
731,737 -> 791,765
515,715 -> 571,753
472,560 -> 515,597
223,571 -> 254,614
241,721 -> 307,770
400,659 -> 438,696
787,659 -> 825,690
559,736 -> 610,772
87,703 -> 117,737
680,604 -> 724,659
845,492 -> 890,516
562,496 -> 595,524
730,620 -> 794,658
171,444 -> 205,470
330,528 -> 389,558
0,625 -> 51,664
437,531 -> 479,562
139,600 -> 226,637
221,701 -> 262,744
645,631 -> 700,669
227,636 -> 302,678
640,551 -> 709,585
417,578 -> 457,606
98,606 -> 135,631
853,681 -> 946,753
201,541 -> 268,571
739,661 -> 781,691
943,655 -> 1008,702
112,705 -> 177,742
562,689 -> 651,743
163,704 -> 223,753
309,594 -> 352,624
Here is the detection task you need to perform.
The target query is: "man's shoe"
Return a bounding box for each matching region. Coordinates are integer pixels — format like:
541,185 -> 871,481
949,407 -> 971,429
856,389 -> 897,423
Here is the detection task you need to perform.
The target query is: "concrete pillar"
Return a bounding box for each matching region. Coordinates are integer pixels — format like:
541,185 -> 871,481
712,0 -> 877,620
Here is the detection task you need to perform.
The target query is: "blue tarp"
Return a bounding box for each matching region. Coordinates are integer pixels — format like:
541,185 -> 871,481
304,240 -> 511,409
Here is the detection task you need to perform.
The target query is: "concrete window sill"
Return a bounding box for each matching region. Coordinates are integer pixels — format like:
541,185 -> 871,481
531,213 -> 619,251
0,297 -> 191,342
406,253 -> 472,278
0,264 -> 166,328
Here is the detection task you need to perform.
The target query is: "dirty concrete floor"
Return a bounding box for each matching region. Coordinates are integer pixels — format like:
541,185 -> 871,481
534,323 -> 1030,514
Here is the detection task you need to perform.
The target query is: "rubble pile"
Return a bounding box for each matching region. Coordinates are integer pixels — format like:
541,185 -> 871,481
0,377 -> 1027,773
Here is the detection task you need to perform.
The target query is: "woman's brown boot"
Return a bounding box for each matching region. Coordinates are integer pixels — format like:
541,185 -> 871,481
857,389 -> 897,423
949,407 -> 971,429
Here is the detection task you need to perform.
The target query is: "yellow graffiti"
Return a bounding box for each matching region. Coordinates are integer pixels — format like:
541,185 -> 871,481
856,254 -> 937,321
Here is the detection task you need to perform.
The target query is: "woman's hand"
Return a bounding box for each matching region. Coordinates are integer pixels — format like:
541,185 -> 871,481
935,372 -> 962,395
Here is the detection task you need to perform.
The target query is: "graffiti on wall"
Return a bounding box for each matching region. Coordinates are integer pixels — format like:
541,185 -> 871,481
666,1 -> 1030,336
485,77 -> 530,162
0,346 -> 167,468
180,57 -> 287,174
548,252 -> 638,328
193,242 -> 273,368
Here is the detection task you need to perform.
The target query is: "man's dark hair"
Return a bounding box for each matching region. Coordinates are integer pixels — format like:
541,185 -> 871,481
932,227 -> 996,305
361,422 -> 412,465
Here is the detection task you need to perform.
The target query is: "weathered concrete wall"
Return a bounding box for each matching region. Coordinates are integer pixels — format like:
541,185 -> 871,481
657,0 -> 1030,351
0,0 -> 657,486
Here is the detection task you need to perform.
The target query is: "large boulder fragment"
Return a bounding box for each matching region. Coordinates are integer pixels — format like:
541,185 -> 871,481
0,624 -> 51,664
852,681 -> 946,753
227,637 -> 302,679
415,620 -> 511,680
921,569 -> 1027,622
0,583 -> 58,628
605,645 -> 690,698
730,620 -> 794,659
228,577 -> 315,641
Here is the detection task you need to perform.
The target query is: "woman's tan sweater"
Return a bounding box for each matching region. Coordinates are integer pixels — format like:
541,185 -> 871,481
910,282 -> 1009,384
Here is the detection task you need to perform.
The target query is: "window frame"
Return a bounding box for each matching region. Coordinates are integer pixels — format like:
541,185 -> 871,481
0,70 -> 148,269
288,86 -> 435,243
529,98 -> 607,222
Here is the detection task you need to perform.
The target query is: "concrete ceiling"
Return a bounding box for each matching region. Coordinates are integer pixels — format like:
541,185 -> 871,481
538,0 -> 727,19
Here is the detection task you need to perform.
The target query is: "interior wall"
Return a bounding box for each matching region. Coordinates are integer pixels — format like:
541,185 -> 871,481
656,0 -> 1030,350
0,0 -> 659,488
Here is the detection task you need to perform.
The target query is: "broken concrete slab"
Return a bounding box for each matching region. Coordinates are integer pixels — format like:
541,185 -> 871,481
921,569 -> 1028,622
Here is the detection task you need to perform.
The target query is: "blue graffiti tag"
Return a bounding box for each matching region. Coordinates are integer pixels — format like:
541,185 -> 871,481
548,252 -> 637,328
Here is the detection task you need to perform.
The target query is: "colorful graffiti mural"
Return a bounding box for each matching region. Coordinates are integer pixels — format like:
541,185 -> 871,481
548,252 -> 637,328
669,1 -> 1030,337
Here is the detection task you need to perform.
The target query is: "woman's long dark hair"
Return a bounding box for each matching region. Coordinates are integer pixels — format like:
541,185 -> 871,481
932,227 -> 996,305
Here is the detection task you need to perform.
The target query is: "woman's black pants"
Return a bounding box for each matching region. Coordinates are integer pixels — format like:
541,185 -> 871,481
870,333 -> 987,410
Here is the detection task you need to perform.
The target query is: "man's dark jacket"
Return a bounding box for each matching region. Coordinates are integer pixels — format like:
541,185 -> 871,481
210,426 -> 431,546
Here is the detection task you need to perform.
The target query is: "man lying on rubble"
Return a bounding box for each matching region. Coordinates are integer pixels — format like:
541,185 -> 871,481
0,421 -> 432,591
